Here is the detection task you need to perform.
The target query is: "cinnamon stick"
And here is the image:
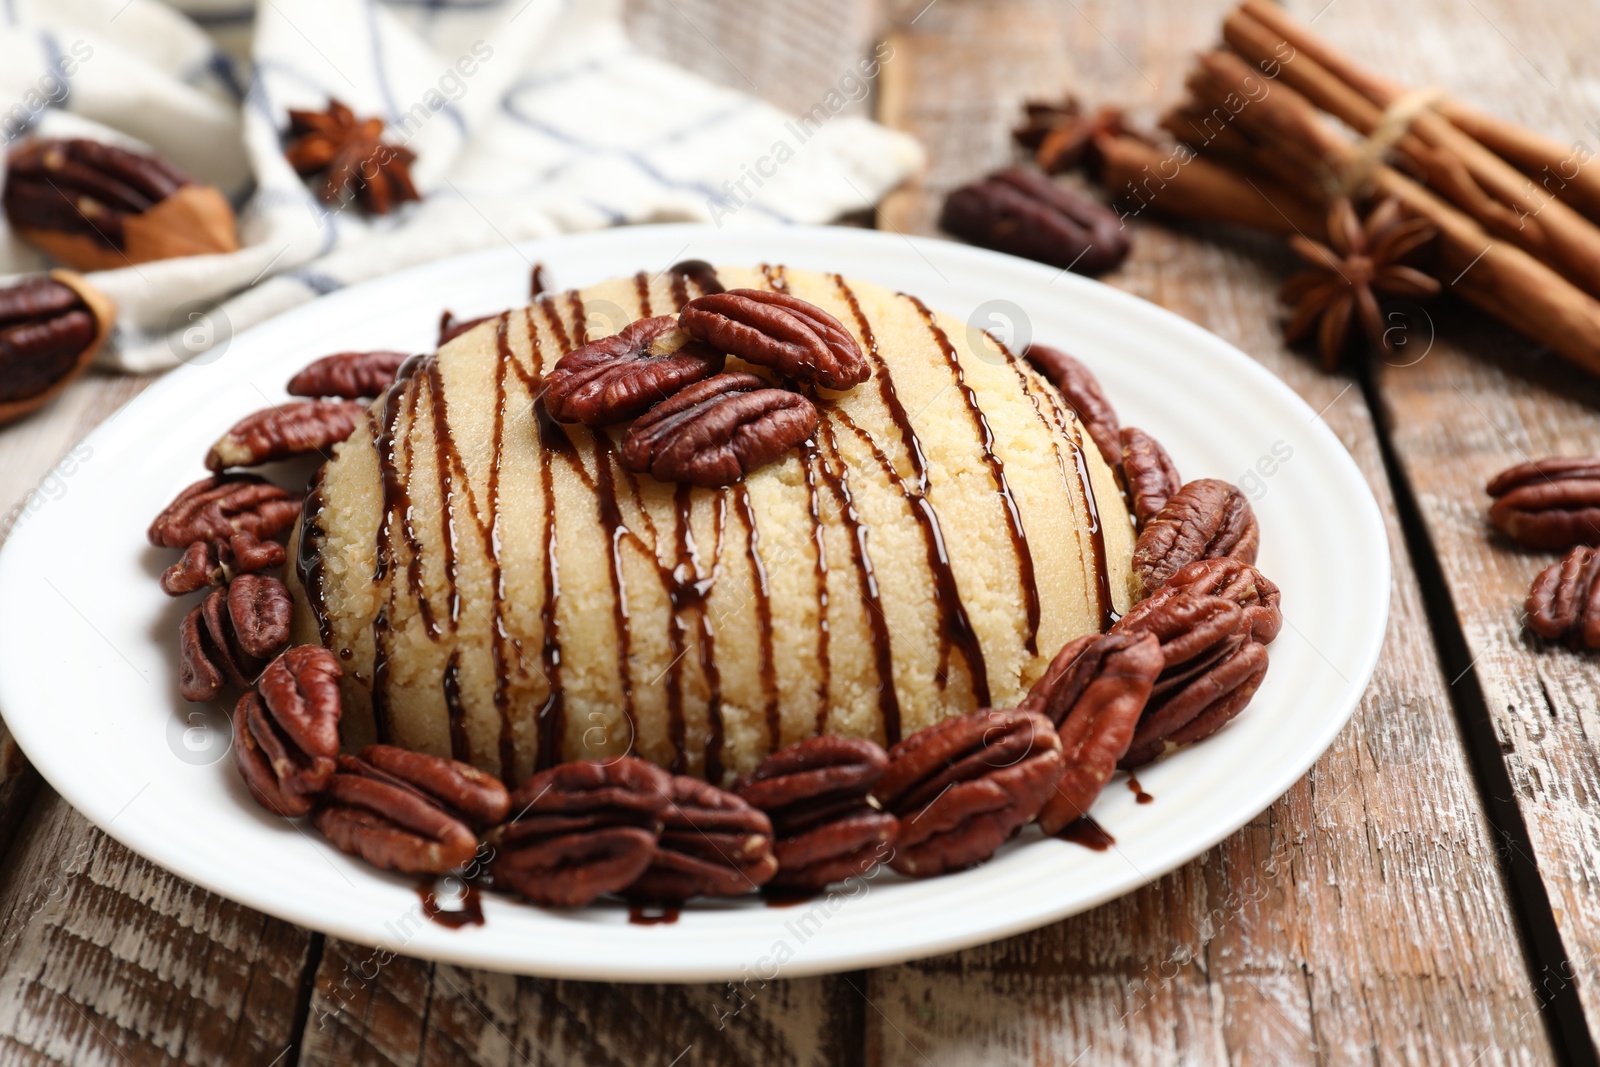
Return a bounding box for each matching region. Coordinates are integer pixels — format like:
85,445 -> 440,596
1223,6 -> 1600,301
1237,0 -> 1600,223
1093,133 -> 1325,237
1193,48 -> 1600,375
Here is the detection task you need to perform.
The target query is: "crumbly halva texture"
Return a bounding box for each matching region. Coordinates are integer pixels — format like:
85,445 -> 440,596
287,266 -> 1136,785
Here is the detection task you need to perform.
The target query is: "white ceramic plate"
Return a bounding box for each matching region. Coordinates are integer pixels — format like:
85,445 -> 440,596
0,225 -> 1387,982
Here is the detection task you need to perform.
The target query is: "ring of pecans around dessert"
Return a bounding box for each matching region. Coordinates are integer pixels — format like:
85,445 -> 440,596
145,266 -> 1282,918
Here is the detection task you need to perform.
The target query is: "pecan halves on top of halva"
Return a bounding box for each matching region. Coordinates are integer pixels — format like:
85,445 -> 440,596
620,372 -> 819,488
205,399 -> 366,470
1133,478 -> 1260,595
679,289 -> 870,390
1487,457 -> 1600,550
1022,343 -> 1121,468
1119,556 -> 1282,645
542,315 -> 726,425
875,708 -> 1063,877
1526,545 -> 1600,649
149,474 -> 302,548
232,645 -> 343,817
286,350 -> 410,400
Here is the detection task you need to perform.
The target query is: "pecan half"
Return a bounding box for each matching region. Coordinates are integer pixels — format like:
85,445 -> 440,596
205,400 -> 365,471
1133,479 -> 1260,595
1120,426 -> 1181,529
0,272 -> 113,421
232,646 -> 342,817
148,474 -> 302,548
621,372 -> 818,488
543,315 -> 726,425
1024,632 -> 1163,833
4,138 -> 189,249
4,138 -> 237,269
874,709 -> 1064,877
490,758 -> 672,908
1119,557 -> 1282,644
1527,546 -> 1600,649
286,350 -> 409,399
178,575 -> 293,701
939,167 -> 1131,275
313,746 -> 509,874
734,736 -> 898,890
159,531 -> 286,596
1112,592 -> 1269,767
1022,343 -> 1120,468
1487,457 -> 1600,550
625,776 -> 778,901
679,289 -> 869,389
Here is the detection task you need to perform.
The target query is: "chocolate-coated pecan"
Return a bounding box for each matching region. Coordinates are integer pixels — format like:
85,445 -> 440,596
178,575 -> 293,701
0,274 -> 104,413
875,709 -> 1064,877
543,315 -> 726,425
491,758 -> 672,908
232,646 -> 342,817
1133,479 -> 1260,595
313,746 -> 509,873
1112,592 -> 1269,767
940,167 -> 1130,275
735,736 -> 897,890
1022,343 -> 1120,468
286,350 -> 409,399
621,372 -> 818,488
1526,545 -> 1600,649
4,138 -> 190,250
1024,632 -> 1162,833
205,400 -> 365,471
1119,557 -> 1282,644
148,474 -> 302,549
679,289 -> 869,389
626,776 -> 778,901
1487,457 -> 1600,550
1120,426 -> 1181,529
159,531 -> 286,596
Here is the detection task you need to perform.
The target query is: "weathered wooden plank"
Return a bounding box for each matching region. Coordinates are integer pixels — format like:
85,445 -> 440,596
1298,0 -> 1600,1047
297,936 -> 865,1067
867,0 -> 1558,1062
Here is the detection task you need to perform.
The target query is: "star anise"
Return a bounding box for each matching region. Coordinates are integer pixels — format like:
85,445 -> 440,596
1013,96 -> 1145,174
283,100 -> 419,215
1279,197 -> 1440,370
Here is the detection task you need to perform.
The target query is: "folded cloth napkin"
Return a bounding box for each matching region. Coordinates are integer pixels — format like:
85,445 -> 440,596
0,0 -> 922,372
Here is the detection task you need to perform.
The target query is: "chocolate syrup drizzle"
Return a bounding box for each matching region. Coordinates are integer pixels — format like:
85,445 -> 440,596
905,295 -> 1040,658
337,261 -> 1112,779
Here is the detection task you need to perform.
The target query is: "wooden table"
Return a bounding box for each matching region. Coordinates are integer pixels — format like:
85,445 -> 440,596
1,0 -> 1597,1062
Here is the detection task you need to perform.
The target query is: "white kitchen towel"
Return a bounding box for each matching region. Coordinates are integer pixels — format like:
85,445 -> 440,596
0,0 -> 922,372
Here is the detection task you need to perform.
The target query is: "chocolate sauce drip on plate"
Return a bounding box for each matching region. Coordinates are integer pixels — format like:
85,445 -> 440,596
1056,816 -> 1115,851
628,904 -> 680,925
417,880 -> 485,928
296,464 -> 332,647
443,651 -> 470,764
762,886 -> 821,908
832,277 -> 989,710
906,294 -> 1041,656
1128,776 -> 1153,804
668,259 -> 725,307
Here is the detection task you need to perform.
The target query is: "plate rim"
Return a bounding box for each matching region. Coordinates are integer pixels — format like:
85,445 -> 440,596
0,223 -> 1390,981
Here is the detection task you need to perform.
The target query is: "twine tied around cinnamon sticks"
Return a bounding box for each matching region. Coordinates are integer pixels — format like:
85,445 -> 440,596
1335,87 -> 1447,199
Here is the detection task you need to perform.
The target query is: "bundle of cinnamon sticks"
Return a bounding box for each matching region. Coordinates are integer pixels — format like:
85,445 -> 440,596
1082,1 -> 1600,375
